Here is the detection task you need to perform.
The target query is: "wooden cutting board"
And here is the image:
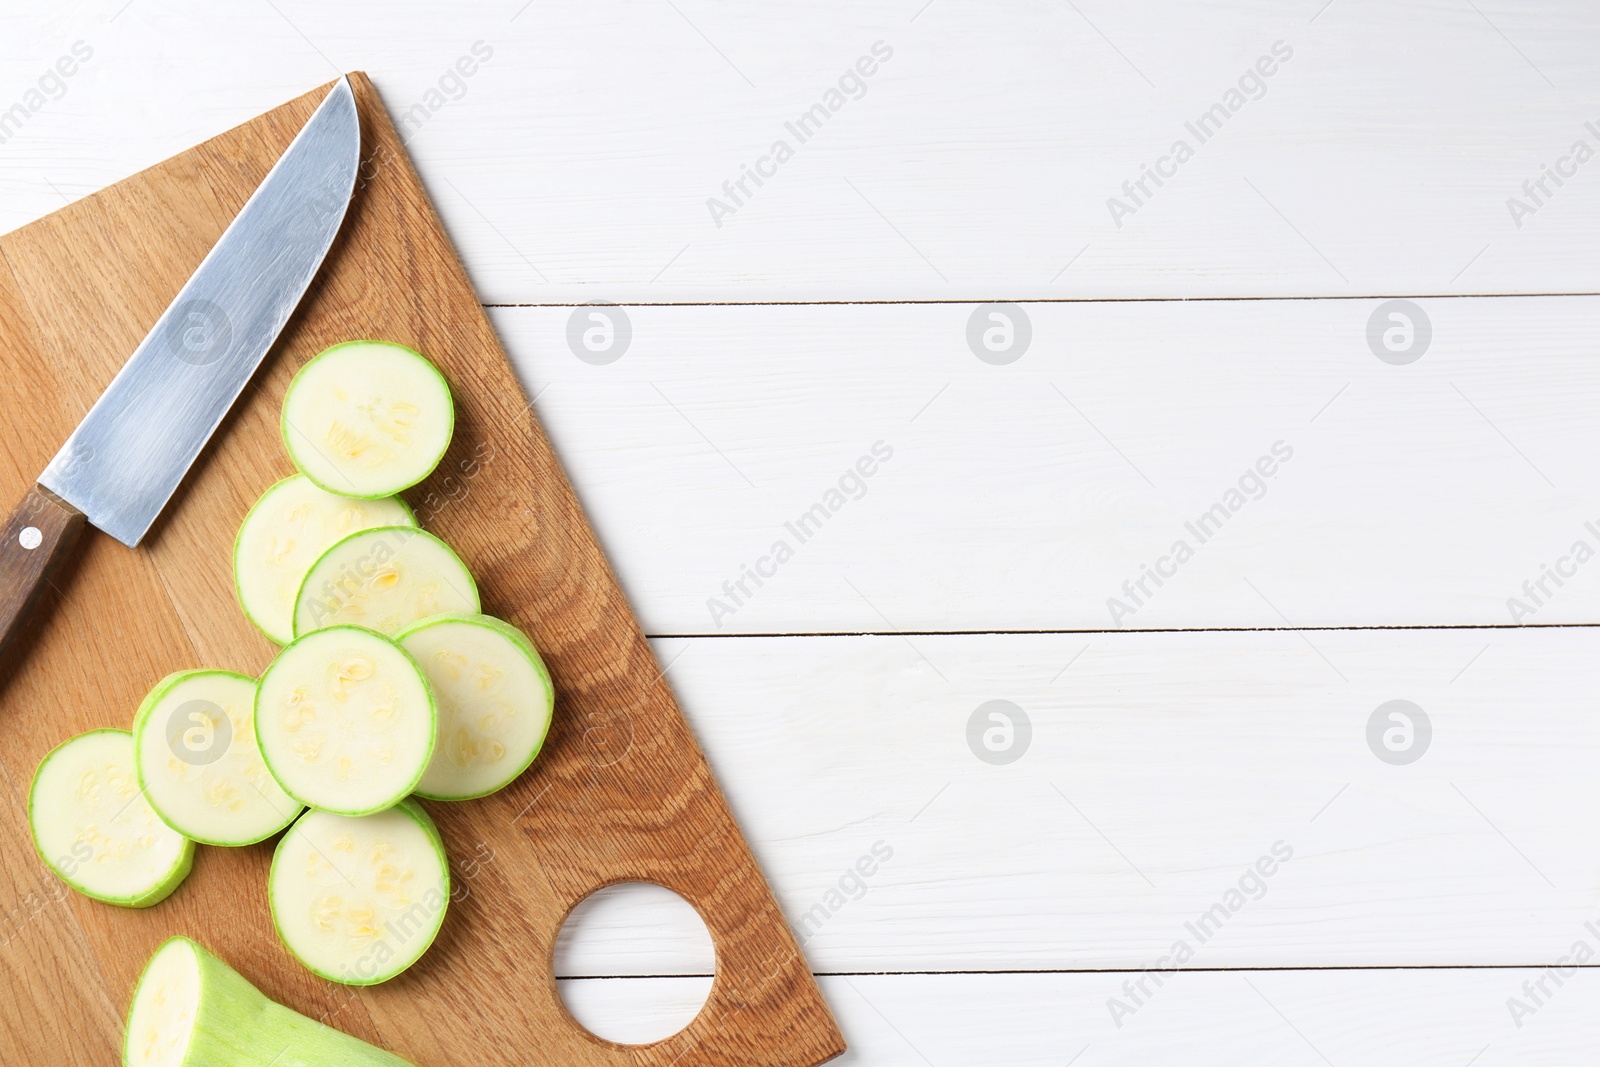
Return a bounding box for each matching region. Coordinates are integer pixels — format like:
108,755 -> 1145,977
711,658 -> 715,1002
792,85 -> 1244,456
0,74 -> 844,1066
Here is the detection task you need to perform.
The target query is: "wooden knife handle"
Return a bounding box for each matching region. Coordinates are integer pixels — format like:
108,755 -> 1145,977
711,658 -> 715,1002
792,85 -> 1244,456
0,486 -> 86,662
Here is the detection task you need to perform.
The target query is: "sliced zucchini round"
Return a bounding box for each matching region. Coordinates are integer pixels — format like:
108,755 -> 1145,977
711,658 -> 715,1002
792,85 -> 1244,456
235,474 -> 416,645
396,613 -> 554,801
29,730 -> 193,908
292,526 -> 479,638
256,626 -> 436,816
269,800 -> 449,986
280,340 -> 454,499
132,670 -> 302,847
125,935 -> 414,1066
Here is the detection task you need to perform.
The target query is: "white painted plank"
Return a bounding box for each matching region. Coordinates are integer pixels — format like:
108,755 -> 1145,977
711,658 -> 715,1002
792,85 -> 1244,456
555,975 -> 715,1046
6,2 -> 1600,301
548,629 -> 1600,973
556,970 -> 1600,1065
553,882 -> 714,978
494,297 -> 1600,634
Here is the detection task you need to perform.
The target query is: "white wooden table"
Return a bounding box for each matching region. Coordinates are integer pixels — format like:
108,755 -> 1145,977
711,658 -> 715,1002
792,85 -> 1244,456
8,1 -> 1600,1062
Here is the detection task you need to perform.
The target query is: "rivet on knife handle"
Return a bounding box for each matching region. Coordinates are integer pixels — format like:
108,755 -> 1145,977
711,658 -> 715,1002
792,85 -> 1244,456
0,486 -> 86,663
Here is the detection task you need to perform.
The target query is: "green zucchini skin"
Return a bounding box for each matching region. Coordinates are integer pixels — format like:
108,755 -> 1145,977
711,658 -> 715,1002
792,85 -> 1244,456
123,935 -> 415,1066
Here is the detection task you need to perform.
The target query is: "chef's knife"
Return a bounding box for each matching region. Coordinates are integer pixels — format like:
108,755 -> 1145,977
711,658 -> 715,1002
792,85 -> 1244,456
0,76 -> 359,659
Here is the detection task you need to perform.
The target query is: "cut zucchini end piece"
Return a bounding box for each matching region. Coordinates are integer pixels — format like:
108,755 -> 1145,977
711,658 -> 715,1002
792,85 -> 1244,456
396,613 -> 555,801
30,729 -> 194,909
280,340 -> 455,500
256,626 -> 436,817
234,474 -> 418,646
124,936 -> 203,1067
124,935 -> 417,1066
291,526 -> 479,639
132,670 -> 303,847
269,800 -> 450,986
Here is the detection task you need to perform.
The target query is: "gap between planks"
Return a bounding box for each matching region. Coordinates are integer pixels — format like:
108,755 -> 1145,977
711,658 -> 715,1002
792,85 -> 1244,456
478,292 -> 1600,309
563,963 -> 1600,979
644,621 -> 1600,640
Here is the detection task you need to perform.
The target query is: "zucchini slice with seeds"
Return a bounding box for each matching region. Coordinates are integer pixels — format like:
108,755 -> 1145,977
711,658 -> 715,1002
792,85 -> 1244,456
235,474 -> 416,645
269,800 -> 449,985
132,670 -> 302,847
281,340 -> 454,499
30,729 -> 193,908
255,626 -> 436,817
292,526 -> 478,638
396,613 -> 554,801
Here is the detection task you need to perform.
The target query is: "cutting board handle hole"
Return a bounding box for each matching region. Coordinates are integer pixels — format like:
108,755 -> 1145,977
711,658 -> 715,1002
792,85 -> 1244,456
553,881 -> 716,1045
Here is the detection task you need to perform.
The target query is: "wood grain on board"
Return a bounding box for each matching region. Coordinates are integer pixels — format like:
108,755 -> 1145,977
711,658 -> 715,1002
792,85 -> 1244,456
0,74 -> 842,1066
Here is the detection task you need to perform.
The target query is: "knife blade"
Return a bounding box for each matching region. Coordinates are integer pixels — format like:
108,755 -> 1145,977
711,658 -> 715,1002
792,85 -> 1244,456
0,76 -> 359,659
40,76 -> 359,547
